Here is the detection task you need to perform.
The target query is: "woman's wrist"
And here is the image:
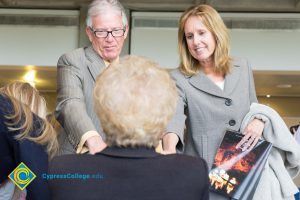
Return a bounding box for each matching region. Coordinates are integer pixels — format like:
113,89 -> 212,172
162,132 -> 178,152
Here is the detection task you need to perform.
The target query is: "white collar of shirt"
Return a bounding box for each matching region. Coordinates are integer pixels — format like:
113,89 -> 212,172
215,80 -> 225,90
103,57 -> 119,67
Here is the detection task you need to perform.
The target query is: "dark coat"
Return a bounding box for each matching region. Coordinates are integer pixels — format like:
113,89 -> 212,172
49,146 -> 210,200
0,94 -> 49,200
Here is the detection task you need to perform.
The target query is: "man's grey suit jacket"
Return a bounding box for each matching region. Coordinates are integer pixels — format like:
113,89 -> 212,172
55,46 -> 106,153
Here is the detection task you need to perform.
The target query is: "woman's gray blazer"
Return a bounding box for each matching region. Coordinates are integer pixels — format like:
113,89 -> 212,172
166,58 -> 257,170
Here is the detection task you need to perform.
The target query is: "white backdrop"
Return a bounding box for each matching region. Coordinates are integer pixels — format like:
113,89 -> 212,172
131,12 -> 300,70
0,25 -> 79,66
0,9 -> 79,67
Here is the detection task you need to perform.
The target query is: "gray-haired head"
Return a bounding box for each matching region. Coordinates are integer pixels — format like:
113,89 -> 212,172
86,0 -> 128,28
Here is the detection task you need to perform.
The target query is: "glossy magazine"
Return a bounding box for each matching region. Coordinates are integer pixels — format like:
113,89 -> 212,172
209,130 -> 272,200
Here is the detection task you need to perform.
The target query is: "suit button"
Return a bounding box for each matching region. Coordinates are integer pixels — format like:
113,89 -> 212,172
229,120 -> 236,126
225,99 -> 232,106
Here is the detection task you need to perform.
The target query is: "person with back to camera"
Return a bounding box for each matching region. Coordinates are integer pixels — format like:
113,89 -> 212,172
0,82 -> 58,200
55,0 -> 128,155
161,4 -> 265,200
48,55 -> 209,200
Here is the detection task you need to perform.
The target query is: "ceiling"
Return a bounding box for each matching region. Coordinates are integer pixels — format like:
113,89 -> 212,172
0,0 -> 299,12
0,65 -> 56,92
254,71 -> 300,97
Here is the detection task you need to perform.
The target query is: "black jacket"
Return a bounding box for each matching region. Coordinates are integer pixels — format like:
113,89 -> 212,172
0,94 -> 49,200
49,146 -> 209,200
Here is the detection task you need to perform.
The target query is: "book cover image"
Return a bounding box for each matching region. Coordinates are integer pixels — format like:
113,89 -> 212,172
209,130 -> 272,199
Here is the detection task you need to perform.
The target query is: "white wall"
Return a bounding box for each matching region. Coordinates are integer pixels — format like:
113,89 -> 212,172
0,9 -> 79,67
230,29 -> 300,71
0,25 -> 79,66
131,12 -> 300,70
131,27 -> 179,68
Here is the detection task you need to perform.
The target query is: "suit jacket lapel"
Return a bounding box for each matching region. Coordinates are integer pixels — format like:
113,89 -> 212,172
224,60 -> 242,96
85,46 -> 106,81
189,60 -> 242,99
189,71 -> 228,98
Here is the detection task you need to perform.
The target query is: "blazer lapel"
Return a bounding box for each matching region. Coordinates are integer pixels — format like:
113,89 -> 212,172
85,46 -> 106,81
224,60 -> 242,96
189,72 -> 228,98
189,60 -> 242,98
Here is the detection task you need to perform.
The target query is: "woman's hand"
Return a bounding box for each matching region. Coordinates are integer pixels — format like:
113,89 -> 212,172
236,118 -> 265,151
161,132 -> 179,154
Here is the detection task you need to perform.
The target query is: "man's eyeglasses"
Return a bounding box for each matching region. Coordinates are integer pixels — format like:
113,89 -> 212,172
90,27 -> 125,38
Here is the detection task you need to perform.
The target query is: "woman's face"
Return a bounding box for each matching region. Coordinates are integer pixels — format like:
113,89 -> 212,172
184,16 -> 216,63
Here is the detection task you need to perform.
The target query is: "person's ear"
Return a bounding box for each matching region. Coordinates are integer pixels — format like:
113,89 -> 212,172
86,27 -> 93,42
123,25 -> 129,39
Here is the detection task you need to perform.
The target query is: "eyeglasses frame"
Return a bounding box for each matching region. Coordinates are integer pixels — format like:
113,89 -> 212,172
89,27 -> 126,38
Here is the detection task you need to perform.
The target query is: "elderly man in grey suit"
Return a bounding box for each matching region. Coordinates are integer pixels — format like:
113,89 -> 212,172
55,0 -> 128,154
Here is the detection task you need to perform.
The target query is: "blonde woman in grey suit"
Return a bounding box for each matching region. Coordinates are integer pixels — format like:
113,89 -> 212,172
55,0 -> 129,155
162,5 -> 265,199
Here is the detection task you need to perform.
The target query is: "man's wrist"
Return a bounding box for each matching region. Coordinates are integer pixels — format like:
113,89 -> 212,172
76,130 -> 100,154
85,135 -> 107,154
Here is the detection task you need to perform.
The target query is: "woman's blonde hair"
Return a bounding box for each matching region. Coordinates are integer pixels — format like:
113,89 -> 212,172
178,4 -> 232,76
94,55 -> 178,148
0,82 -> 58,158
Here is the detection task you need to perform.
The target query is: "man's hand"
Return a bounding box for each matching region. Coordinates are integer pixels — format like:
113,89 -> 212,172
85,135 -> 107,154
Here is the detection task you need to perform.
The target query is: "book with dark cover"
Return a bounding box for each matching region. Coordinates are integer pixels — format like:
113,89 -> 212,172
209,130 -> 272,200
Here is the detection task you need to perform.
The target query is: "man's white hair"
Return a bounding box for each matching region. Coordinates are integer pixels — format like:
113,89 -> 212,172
86,0 -> 128,28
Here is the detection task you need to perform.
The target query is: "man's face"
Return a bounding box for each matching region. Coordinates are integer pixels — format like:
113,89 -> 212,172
86,13 -> 128,62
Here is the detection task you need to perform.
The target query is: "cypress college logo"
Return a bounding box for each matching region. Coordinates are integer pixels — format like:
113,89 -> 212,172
8,162 -> 36,190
